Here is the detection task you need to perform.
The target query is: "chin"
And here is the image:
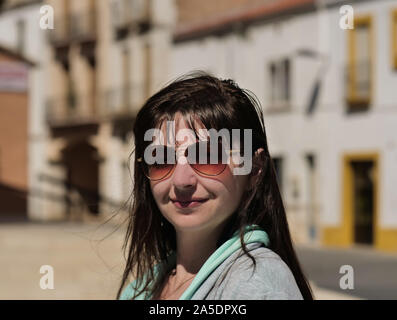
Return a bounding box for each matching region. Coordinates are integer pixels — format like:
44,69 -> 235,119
167,215 -> 213,232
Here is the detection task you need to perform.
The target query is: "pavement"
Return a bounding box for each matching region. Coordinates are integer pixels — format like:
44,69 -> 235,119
0,220 -> 126,299
296,243 -> 397,300
0,221 -> 381,300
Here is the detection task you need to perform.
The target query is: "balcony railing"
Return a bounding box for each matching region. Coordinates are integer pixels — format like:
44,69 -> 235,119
112,0 -> 152,39
48,14 -> 70,46
46,91 -> 98,126
46,85 -> 145,126
70,10 -> 97,43
99,84 -> 145,118
48,10 -> 97,46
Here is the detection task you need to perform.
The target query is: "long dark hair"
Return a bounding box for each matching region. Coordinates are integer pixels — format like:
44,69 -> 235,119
117,71 -> 313,300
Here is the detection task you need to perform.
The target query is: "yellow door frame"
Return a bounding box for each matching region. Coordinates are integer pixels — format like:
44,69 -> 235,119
342,152 -> 379,247
323,152 -> 379,248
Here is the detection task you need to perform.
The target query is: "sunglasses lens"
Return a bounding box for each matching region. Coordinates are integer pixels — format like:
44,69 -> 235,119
141,141 -> 232,180
187,140 -> 228,176
148,164 -> 175,180
142,145 -> 176,180
192,163 -> 227,176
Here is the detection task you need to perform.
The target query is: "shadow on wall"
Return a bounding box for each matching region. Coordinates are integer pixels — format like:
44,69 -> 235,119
0,183 -> 28,222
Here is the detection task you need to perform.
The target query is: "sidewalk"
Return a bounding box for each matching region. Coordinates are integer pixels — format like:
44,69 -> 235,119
296,243 -> 397,300
0,221 -> 364,300
0,221 -> 126,299
310,282 -> 363,300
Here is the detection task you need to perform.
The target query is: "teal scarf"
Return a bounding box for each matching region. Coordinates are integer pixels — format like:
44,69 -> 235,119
119,224 -> 270,300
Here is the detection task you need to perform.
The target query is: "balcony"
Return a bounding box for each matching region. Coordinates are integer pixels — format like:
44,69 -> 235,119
46,84 -> 145,127
48,14 -> 70,48
46,91 -> 99,128
70,10 -> 97,44
99,84 -> 145,119
48,10 -> 97,47
111,0 -> 152,39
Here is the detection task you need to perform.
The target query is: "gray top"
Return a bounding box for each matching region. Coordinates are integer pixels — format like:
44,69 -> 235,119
190,242 -> 304,300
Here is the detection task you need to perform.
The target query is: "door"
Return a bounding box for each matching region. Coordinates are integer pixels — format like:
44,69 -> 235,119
351,160 -> 375,244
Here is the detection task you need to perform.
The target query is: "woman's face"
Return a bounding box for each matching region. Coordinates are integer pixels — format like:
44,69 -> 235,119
149,113 -> 250,234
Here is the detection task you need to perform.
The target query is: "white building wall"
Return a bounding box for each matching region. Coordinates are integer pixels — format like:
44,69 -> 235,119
170,0 -> 397,243
325,0 -> 397,230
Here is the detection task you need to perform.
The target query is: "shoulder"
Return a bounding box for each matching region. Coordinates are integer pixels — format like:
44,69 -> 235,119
119,280 -> 137,300
119,279 -> 149,300
214,246 -> 304,300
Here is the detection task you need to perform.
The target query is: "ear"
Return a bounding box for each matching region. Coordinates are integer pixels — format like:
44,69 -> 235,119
248,148 -> 264,190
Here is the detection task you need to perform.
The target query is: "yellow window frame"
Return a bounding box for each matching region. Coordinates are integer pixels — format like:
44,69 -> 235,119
392,9 -> 397,69
347,15 -> 373,107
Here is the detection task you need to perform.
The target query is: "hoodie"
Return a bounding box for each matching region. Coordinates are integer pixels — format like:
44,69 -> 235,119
119,225 -> 303,300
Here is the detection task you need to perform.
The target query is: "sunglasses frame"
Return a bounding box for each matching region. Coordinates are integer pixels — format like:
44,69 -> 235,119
136,141 -> 242,181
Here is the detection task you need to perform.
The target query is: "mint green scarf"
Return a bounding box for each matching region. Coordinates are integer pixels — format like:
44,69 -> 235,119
120,224 -> 270,300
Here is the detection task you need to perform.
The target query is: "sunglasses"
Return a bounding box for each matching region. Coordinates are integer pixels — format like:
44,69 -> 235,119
137,140 -> 241,181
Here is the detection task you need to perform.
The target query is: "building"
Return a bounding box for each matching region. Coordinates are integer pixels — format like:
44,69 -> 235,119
43,0 -> 175,220
0,45 -> 34,221
170,0 -> 397,252
0,0 -> 176,222
1,0 -> 395,253
0,0 -> 50,221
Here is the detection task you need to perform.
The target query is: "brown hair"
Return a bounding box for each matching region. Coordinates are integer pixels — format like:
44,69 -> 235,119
117,71 -> 314,300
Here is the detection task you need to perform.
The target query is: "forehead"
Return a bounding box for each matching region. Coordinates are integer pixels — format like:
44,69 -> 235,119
157,113 -> 209,145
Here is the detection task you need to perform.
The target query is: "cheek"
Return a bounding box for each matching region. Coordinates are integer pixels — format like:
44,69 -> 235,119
209,170 -> 249,208
218,165 -> 249,193
150,181 -> 171,204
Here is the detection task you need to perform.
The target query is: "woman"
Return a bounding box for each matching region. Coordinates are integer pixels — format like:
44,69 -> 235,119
117,72 -> 313,300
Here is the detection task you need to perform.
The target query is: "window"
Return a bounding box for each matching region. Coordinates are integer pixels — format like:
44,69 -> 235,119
268,58 -> 290,111
346,16 -> 372,110
392,9 -> 397,69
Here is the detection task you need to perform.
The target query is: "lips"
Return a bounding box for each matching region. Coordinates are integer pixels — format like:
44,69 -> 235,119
170,198 -> 209,209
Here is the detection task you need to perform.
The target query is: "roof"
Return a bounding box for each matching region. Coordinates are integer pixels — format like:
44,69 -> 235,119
0,45 -> 36,66
174,0 -> 316,42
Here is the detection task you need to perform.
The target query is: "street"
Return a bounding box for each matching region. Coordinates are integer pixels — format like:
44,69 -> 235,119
0,221 -> 376,300
296,244 -> 397,299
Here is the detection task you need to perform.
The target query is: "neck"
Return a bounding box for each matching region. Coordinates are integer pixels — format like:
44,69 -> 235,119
172,223 -> 226,280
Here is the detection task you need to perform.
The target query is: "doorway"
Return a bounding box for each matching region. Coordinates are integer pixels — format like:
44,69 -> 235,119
62,141 -> 100,216
351,160 -> 375,244
343,153 -> 378,246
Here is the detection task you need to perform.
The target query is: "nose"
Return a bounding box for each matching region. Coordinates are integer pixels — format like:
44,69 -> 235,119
171,158 -> 198,190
